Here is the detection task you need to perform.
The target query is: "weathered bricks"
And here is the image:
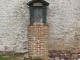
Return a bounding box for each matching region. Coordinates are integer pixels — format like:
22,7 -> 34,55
0,0 -> 80,55
28,24 -> 49,57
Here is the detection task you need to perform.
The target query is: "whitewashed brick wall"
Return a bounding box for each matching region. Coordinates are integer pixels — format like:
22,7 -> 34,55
0,0 -> 80,53
0,0 -> 30,53
47,0 -> 80,52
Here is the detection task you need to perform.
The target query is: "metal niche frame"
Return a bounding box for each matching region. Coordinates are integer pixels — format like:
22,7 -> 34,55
27,0 -> 49,24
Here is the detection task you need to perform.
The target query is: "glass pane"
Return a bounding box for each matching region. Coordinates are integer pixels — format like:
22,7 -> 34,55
33,7 -> 43,23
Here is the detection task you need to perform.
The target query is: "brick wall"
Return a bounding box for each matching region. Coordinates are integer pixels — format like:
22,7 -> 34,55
28,24 -> 49,57
0,0 -> 80,55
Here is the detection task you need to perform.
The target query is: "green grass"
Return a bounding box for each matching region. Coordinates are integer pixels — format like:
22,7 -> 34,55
0,55 -> 20,60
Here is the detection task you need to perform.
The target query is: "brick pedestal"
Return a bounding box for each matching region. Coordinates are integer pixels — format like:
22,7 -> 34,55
28,24 -> 49,57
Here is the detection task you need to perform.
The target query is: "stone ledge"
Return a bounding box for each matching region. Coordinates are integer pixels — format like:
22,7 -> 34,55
49,50 -> 80,54
0,51 -> 28,57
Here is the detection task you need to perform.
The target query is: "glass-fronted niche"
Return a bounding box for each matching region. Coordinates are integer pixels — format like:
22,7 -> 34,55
27,0 -> 49,24
33,7 -> 43,23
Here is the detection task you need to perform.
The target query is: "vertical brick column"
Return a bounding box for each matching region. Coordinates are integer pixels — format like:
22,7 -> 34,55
28,24 -> 49,57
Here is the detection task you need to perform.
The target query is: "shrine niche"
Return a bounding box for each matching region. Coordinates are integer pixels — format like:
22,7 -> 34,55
27,0 -> 49,58
27,0 -> 49,24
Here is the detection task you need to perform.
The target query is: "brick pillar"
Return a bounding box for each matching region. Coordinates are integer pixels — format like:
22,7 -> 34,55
28,24 -> 49,57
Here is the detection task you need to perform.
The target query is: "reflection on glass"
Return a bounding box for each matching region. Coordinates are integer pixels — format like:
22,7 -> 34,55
33,7 -> 43,23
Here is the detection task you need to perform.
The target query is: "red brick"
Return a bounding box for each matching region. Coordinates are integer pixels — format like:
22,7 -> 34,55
28,24 -> 49,57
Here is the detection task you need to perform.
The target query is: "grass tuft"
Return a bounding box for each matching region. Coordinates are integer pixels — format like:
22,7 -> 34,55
0,55 -> 20,60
